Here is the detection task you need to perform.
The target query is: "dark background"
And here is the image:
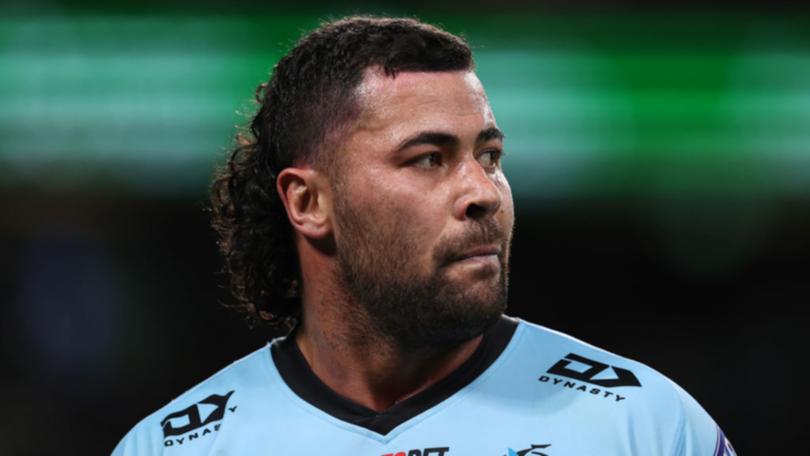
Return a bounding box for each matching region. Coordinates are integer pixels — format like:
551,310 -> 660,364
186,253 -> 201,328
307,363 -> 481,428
2,2 -> 808,454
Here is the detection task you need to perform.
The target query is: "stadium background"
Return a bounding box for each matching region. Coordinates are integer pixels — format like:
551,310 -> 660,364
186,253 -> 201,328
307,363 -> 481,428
1,1 -> 807,454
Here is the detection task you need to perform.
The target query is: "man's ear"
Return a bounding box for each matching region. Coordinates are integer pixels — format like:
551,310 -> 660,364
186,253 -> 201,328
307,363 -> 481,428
276,167 -> 333,239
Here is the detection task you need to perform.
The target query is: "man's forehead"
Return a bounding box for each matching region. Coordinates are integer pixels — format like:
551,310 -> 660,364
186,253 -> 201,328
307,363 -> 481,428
356,67 -> 484,99
352,68 -> 495,135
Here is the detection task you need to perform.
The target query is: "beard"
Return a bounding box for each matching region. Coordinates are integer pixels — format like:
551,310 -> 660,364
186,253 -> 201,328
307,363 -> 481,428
333,195 -> 511,352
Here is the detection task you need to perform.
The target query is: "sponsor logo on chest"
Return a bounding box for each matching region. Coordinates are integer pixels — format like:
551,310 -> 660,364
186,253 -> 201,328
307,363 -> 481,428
379,444 -> 552,456
380,448 -> 450,456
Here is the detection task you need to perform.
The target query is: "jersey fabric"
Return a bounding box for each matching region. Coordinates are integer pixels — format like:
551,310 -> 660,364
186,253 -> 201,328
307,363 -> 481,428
113,316 -> 736,456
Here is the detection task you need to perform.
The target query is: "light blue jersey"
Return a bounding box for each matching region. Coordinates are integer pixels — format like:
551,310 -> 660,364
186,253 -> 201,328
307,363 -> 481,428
113,316 -> 736,455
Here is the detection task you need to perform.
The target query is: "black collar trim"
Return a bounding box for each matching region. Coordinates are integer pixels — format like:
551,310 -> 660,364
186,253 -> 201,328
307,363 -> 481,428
271,315 -> 519,436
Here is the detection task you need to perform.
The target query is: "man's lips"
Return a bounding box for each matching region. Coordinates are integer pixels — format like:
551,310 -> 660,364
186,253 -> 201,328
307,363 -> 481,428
448,244 -> 502,264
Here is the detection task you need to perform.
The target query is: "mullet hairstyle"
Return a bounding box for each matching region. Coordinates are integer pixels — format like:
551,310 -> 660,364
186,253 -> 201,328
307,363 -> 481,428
210,16 -> 474,329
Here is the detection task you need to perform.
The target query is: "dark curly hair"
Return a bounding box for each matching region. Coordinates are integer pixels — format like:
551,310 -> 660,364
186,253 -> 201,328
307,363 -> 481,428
210,16 -> 474,329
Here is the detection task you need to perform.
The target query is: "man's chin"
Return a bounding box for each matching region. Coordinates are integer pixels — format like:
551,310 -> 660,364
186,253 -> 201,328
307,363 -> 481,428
339,252 -> 508,352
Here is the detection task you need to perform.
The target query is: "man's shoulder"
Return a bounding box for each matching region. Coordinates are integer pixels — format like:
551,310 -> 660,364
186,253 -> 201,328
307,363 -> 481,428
514,317 -> 684,393
112,343 -> 275,455
511,318 -> 732,455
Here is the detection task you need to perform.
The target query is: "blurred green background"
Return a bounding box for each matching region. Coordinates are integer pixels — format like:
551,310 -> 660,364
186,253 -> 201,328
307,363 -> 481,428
1,2 -> 807,454
4,9 -> 810,199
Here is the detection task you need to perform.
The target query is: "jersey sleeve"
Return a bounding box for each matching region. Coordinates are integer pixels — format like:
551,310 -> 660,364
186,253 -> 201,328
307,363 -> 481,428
670,382 -> 737,456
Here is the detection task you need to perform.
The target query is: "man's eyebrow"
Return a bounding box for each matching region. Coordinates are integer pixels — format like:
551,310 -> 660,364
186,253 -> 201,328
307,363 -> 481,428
394,127 -> 505,153
395,131 -> 460,152
477,127 -> 504,143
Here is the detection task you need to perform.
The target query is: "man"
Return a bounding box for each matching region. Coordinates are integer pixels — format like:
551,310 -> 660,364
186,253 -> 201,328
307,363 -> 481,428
114,16 -> 736,455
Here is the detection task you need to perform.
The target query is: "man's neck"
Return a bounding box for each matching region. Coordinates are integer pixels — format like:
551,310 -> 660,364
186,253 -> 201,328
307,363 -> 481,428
294,306 -> 483,412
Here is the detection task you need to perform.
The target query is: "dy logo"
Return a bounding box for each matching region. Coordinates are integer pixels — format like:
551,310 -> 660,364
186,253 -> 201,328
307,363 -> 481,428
547,353 -> 641,388
161,390 -> 236,438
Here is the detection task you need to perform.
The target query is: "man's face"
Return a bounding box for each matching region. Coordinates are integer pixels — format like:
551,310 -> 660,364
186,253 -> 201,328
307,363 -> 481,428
331,69 -> 514,350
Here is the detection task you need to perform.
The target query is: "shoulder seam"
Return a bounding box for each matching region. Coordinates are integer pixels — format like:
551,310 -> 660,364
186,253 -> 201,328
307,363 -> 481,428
516,319 -> 627,359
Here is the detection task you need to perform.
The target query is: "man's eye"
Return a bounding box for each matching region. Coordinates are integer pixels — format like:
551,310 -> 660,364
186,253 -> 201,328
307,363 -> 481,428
413,152 -> 443,168
478,149 -> 503,168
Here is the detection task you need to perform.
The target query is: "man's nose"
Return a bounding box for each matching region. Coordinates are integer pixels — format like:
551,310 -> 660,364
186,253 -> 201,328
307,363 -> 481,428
453,159 -> 502,220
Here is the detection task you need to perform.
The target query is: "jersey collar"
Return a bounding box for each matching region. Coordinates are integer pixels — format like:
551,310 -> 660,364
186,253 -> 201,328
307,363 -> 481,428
271,314 -> 519,436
